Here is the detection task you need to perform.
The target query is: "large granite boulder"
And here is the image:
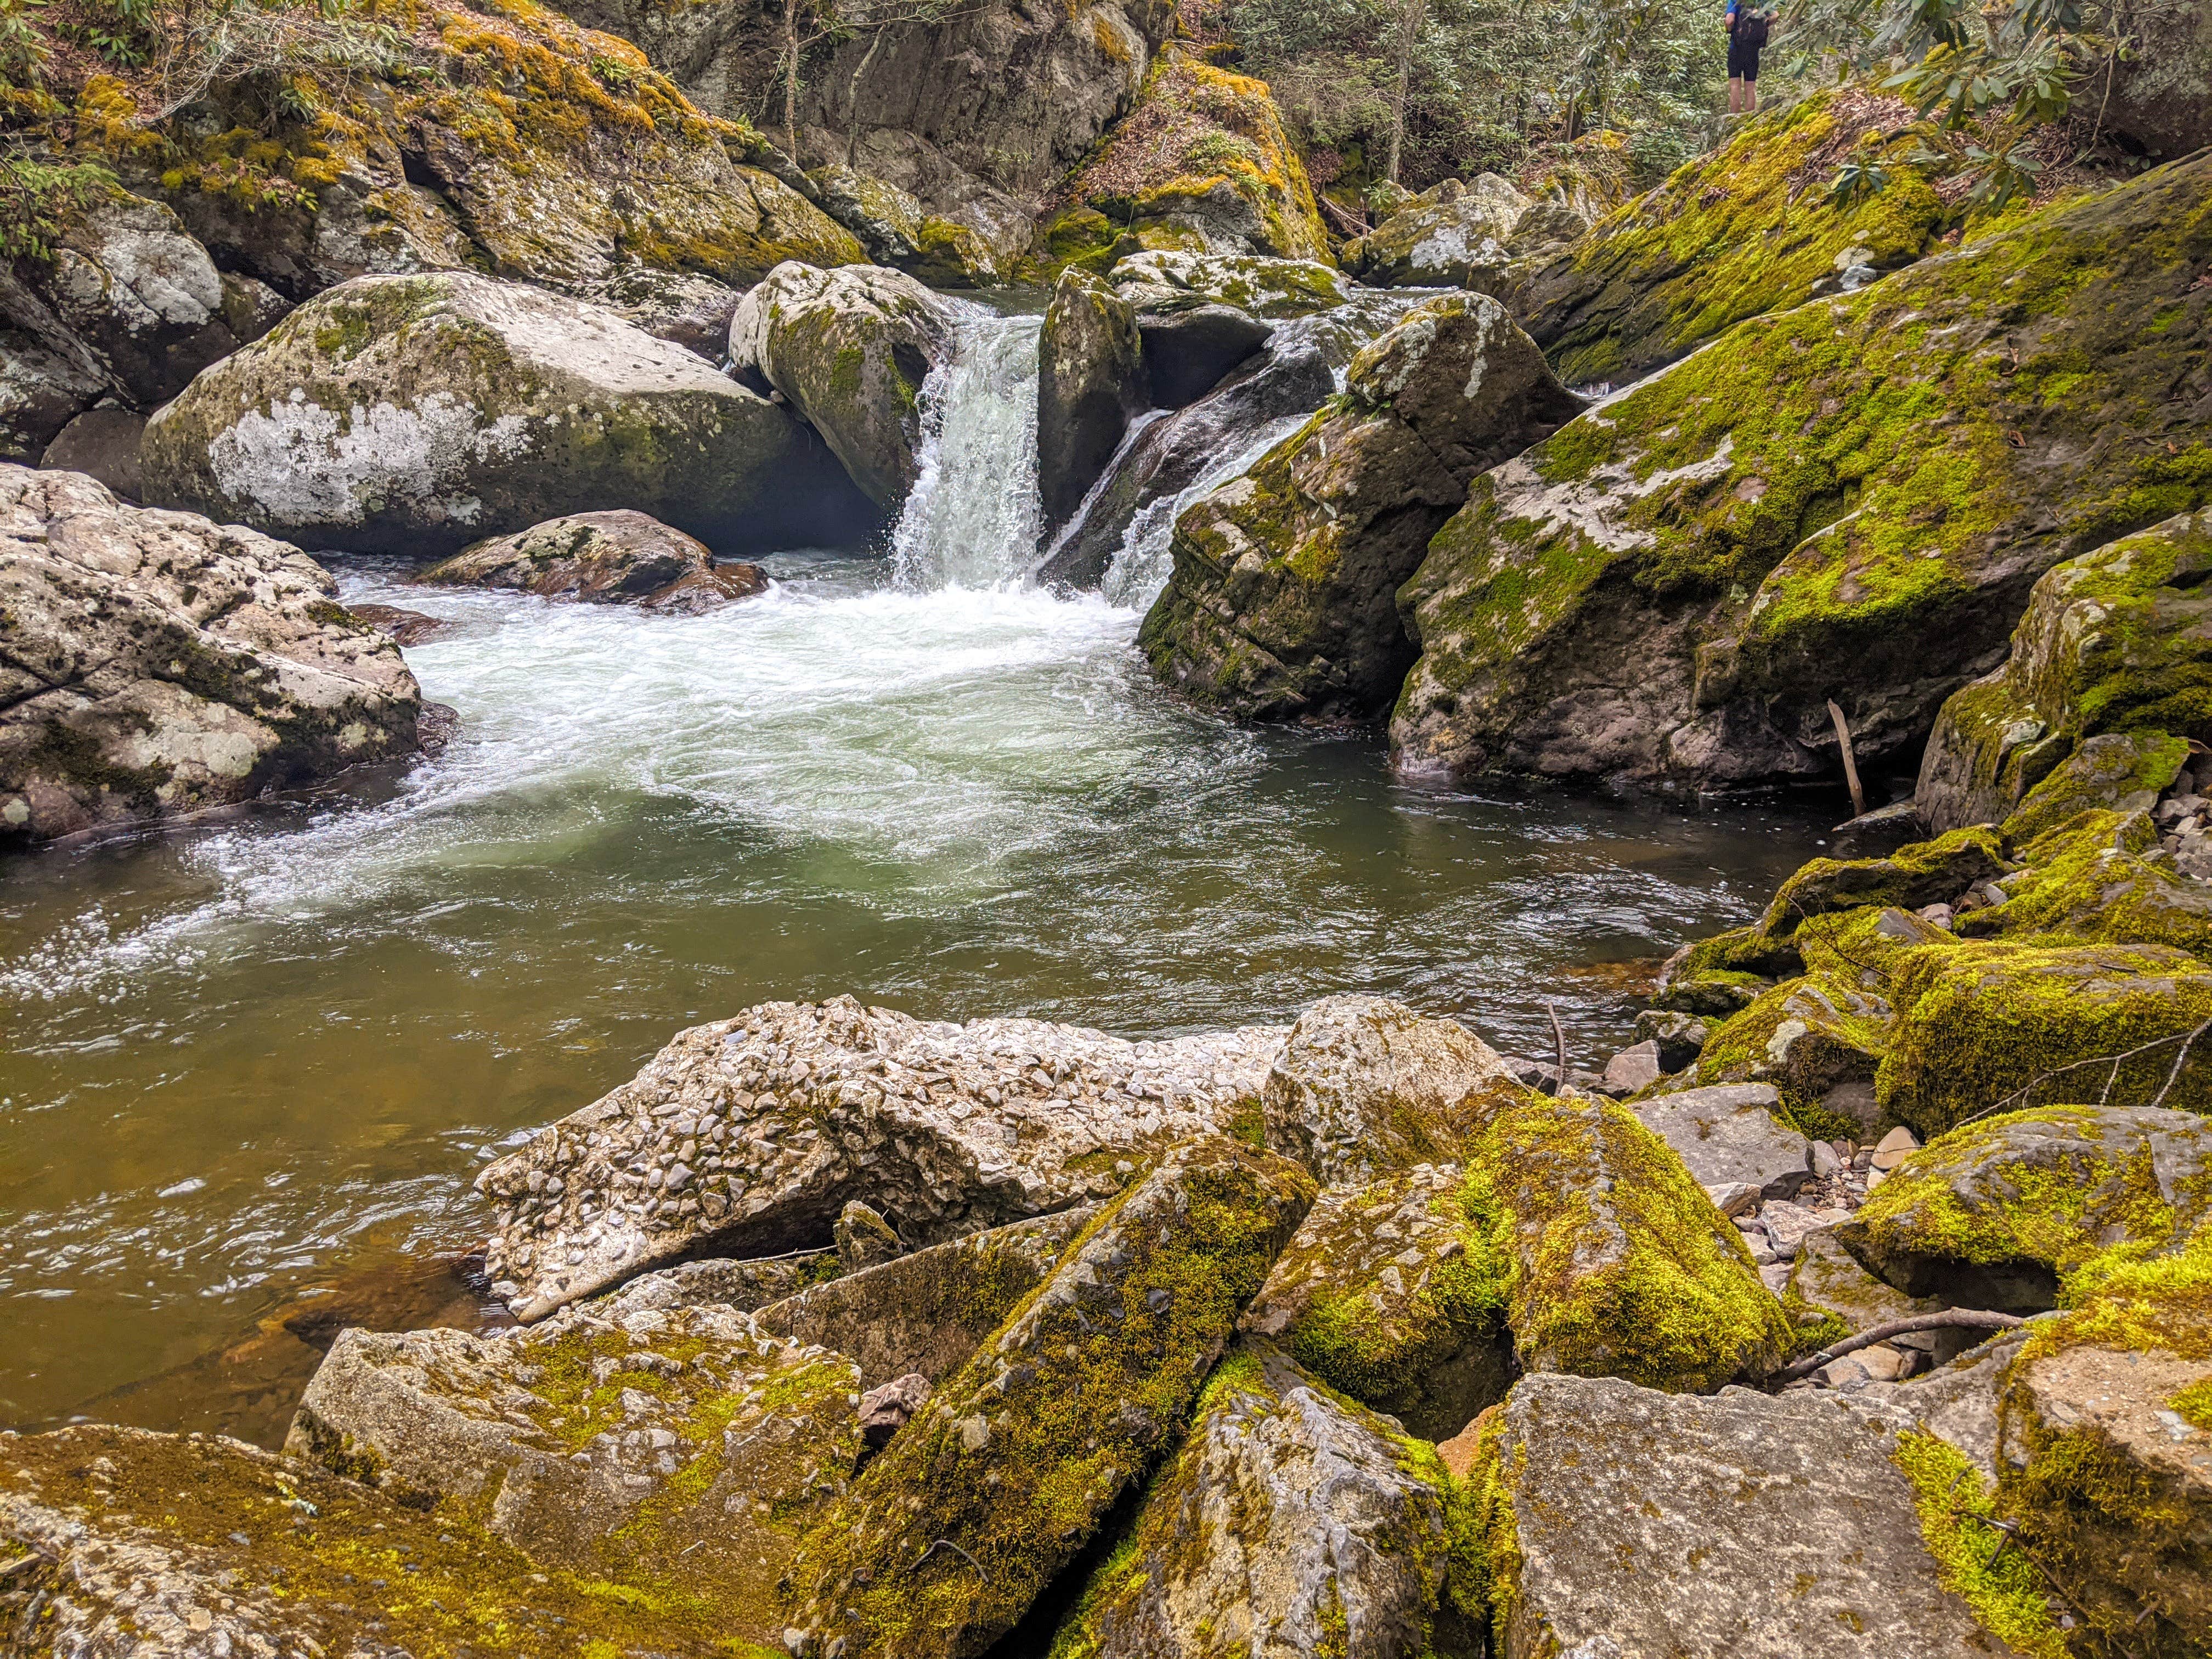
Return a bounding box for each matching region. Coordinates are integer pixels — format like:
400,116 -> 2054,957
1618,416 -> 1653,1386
420,510 -> 765,612
1140,293 -> 1581,721
1261,992 -> 1522,1185
1106,249 -> 1351,319
1918,512 -> 2212,835
1050,1340 -> 1464,1659
1394,151 -> 2212,791
141,272 -> 873,558
728,260 -> 958,509
782,1138 -> 1316,1659
1241,1163 -> 1514,1440
1460,1373 -> 2041,1656
2100,0 -> 2212,160
477,994 -> 1287,1319
586,265 -> 747,359
1037,268 -> 1147,529
1340,173 -> 1530,290
1630,1082 -> 1814,1201
0,466 -> 427,845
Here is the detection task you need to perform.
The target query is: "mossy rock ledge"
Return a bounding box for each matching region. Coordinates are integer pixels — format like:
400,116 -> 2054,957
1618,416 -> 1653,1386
1392,149 -> 2212,791
0,466 -> 427,846
139,271 -> 877,559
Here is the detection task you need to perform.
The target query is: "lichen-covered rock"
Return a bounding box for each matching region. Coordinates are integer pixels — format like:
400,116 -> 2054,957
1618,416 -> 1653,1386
142,271 -> 873,558
1787,1223 -> 1946,1335
1034,50 -> 1330,273
1996,1221 -> 2212,1653
751,1207 -> 1097,1385
1510,89 -> 1948,387
477,994 -> 1287,1320
0,1423 -> 725,1656
1874,939 -> 2212,1138
1845,1103 -> 2212,1299
1920,512 -> 2212,834
808,162 -> 1001,286
586,264 -> 745,359
1050,1340 -> 1465,1659
1140,293 -> 1580,721
1106,249 -> 1350,318
1037,268 -> 1147,529
1685,971 -> 1892,1135
727,259 -> 957,509
421,509 -> 765,612
0,315 -> 109,461
2101,0 -> 2212,161
1457,1374 -> 2041,1657
286,1297 -> 859,1643
0,465 -> 426,845
782,1138 -> 1316,1659
584,1247 -> 842,1314
1469,1090 -> 1795,1390
1341,173 -> 1530,291
1630,1082 -> 1814,1200
1260,992 -> 1522,1185
1393,150 -> 2212,791
1240,1163 -> 1513,1440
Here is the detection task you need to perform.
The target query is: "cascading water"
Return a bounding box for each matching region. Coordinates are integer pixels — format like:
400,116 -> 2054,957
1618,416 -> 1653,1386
889,308 -> 1046,590
1099,413 -> 1307,608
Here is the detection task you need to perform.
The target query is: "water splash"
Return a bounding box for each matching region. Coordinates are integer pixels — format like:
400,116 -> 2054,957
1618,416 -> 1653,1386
890,310 -> 1046,590
1099,413 -> 1309,609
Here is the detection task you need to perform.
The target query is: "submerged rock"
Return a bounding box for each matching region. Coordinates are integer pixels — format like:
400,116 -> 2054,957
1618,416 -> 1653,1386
782,1138 -> 1315,1659
1140,293 -> 1580,721
728,260 -> 957,508
1051,1340 -> 1465,1659
421,510 -> 766,612
477,994 -> 1286,1320
142,272 -> 874,558
1341,173 -> 1530,290
0,466 -> 427,845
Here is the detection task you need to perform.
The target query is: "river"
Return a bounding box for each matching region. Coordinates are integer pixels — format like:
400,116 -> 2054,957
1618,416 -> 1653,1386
0,306 -> 1833,1444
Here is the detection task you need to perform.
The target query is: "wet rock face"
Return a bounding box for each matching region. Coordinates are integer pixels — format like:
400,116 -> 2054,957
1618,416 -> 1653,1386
477,994 -> 1288,1320
782,1138 -> 1316,1659
421,510 -> 767,612
1395,151 -> 2212,792
142,271 -> 876,559
1053,1341 -> 1463,1659
1139,293 -> 1580,723
287,1296 -> 860,1643
1262,992 -> 1523,1186
0,465 -> 427,845
1341,173 -> 1531,290
1469,1375 -> 2004,1658
1037,268 -> 1147,529
727,260 -> 957,509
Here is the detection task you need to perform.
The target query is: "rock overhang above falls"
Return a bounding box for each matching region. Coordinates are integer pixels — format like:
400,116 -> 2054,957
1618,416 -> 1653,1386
477,994 -> 1288,1320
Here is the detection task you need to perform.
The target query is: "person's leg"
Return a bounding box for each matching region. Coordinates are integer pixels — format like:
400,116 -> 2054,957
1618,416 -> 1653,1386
1745,58 -> 1759,111
1728,73 -> 1744,112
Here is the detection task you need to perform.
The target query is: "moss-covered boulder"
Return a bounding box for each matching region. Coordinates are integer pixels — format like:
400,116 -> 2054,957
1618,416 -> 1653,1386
1842,1103 -> 2212,1305
1105,249 -> 1351,318
728,260 -> 958,510
1958,808 -> 2212,960
1469,1091 -> 1795,1391
1754,827 -> 2008,938
1875,939 -> 2212,1138
1457,1374 -> 2052,1658
0,1423 -> 731,1655
1392,150 -> 2212,791
1787,1224 -> 1946,1335
1686,972 -> 1893,1135
1509,89 -> 1949,387
140,271 -> 874,558
1996,1222 -> 2212,1654
1037,268 -> 1147,530
1261,992 -> 1523,1186
420,509 -> 765,612
781,1138 -> 1315,1659
1139,294 -> 1580,721
1240,1162 -> 1514,1441
1048,1340 -> 1466,1659
1030,48 -> 1329,275
1,466 -> 429,847
1340,173 -> 1531,291
806,162 -> 1000,287
1919,512 -> 2212,835
287,1296 -> 859,1644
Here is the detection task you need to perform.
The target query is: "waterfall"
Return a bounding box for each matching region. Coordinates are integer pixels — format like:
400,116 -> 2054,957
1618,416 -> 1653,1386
1099,413 -> 1308,608
889,309 -> 1046,591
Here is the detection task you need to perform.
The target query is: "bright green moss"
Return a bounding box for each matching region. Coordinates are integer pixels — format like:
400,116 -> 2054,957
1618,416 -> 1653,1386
2035,1218 -> 2212,1363
1892,1430 -> 2069,1658
1688,970 -> 1891,1120
1962,807 -> 2212,962
1999,732 -> 2191,845
1756,828 -> 2007,939
1443,1406 -> 1521,1649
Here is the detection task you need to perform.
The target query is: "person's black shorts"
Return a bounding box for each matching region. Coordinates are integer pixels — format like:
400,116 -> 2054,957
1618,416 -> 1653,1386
1728,32 -> 1763,79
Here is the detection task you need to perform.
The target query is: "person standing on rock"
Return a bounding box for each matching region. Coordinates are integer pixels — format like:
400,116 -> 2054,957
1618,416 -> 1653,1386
1725,1 -> 1773,114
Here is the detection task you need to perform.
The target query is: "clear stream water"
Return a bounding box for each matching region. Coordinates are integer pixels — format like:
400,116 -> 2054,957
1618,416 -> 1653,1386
0,309 -> 1833,1443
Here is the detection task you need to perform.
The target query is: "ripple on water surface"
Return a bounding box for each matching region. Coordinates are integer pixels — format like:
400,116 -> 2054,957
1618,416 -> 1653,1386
0,547 -> 1831,1441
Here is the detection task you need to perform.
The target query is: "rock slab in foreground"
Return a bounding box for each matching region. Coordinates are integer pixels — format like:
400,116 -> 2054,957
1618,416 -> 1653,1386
1630,1082 -> 1812,1200
1052,1340 -> 1464,1659
1469,1374 -> 2011,1657
142,271 -> 875,558
1,465 -> 426,844
784,1138 -> 1316,1659
478,995 -> 1288,1320
421,509 -> 766,612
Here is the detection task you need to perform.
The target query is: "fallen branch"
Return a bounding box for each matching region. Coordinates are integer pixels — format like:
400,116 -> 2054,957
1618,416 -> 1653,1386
1826,698 -> 1867,819
1773,1310 -> 2025,1384
1318,194 -> 1369,238
1547,1000 -> 1567,1096
909,1537 -> 989,1583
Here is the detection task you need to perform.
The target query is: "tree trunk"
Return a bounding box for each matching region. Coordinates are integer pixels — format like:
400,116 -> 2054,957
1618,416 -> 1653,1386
783,0 -> 802,162
1384,0 -> 1424,184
